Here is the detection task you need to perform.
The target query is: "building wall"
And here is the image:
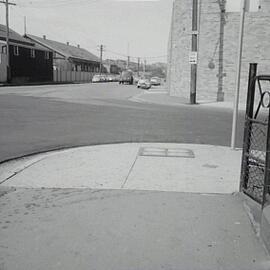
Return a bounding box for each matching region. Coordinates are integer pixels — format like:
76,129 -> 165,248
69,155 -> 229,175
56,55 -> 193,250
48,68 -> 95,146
54,57 -> 100,73
10,45 -> 53,83
167,0 -> 270,103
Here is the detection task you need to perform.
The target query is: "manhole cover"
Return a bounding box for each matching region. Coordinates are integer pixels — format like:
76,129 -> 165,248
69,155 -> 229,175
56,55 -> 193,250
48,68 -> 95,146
138,147 -> 195,158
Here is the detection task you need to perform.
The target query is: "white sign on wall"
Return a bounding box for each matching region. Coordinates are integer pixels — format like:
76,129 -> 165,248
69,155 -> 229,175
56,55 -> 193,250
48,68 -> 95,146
189,51 -> 197,64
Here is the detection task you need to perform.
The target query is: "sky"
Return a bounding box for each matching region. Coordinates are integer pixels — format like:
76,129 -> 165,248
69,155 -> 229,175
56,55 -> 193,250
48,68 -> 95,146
0,0 -> 174,63
0,0 -> 259,63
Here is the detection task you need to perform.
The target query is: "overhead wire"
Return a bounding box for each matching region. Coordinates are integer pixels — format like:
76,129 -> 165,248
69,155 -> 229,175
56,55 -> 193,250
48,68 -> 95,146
16,0 -> 100,8
11,0 -> 167,62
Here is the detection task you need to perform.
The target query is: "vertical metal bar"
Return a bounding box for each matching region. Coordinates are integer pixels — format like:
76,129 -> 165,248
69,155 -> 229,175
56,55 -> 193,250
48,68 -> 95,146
240,63 -> 257,191
231,0 -> 247,149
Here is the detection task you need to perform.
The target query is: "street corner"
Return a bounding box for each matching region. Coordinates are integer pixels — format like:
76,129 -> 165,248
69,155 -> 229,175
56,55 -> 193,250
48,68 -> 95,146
0,143 -> 242,195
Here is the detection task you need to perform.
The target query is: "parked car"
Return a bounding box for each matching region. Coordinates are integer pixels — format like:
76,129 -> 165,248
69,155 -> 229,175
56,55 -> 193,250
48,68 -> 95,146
150,77 -> 161,86
137,78 -> 151,89
92,75 -> 103,83
106,75 -> 114,82
119,70 -> 133,85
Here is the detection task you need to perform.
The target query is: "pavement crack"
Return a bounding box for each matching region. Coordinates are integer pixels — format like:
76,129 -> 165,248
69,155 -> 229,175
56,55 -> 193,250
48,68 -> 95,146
121,152 -> 139,189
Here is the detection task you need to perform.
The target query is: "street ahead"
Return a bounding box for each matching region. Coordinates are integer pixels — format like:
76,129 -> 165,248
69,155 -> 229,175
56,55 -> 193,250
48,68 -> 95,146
0,83 -> 244,162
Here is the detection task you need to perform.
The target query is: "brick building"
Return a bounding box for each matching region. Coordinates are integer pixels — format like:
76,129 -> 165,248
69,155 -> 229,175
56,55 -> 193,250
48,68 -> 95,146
167,0 -> 270,102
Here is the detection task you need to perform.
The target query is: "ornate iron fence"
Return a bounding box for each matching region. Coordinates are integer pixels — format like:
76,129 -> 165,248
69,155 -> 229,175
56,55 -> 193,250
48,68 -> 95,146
241,64 -> 270,206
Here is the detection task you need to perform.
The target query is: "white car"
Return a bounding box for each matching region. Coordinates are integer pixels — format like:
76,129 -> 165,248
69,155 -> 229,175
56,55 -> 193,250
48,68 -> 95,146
137,78 -> 151,89
92,75 -> 103,83
150,77 -> 161,86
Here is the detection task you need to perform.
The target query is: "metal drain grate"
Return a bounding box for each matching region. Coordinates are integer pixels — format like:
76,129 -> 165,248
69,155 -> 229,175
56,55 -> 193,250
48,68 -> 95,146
138,147 -> 195,158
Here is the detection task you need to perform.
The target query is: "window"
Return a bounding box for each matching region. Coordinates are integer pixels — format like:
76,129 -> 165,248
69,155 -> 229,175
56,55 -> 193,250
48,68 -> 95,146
1,45 -> 7,54
30,49 -> 35,58
13,46 -> 19,56
45,51 -> 50,60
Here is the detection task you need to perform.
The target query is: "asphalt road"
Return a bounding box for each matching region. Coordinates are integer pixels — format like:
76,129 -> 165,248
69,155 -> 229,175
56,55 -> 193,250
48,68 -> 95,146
0,83 -> 244,162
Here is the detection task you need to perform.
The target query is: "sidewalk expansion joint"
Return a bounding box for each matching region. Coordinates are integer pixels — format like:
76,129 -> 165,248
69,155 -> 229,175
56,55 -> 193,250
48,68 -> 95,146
121,152 -> 139,189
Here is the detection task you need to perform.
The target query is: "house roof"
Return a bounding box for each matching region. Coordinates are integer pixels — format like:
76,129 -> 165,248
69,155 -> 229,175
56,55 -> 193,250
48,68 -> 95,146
26,34 -> 100,63
0,24 -> 34,46
0,24 -> 51,51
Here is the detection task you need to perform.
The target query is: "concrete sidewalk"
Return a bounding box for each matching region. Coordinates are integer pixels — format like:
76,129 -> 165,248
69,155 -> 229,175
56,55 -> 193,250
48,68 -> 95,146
129,86 -> 246,110
0,143 -> 242,193
0,143 -> 269,270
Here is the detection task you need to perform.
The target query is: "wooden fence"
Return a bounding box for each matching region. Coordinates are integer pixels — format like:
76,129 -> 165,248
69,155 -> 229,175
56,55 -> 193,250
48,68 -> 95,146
53,70 -> 94,83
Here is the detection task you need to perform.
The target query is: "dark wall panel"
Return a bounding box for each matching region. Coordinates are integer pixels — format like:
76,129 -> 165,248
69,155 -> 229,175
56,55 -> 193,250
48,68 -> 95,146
10,45 -> 53,83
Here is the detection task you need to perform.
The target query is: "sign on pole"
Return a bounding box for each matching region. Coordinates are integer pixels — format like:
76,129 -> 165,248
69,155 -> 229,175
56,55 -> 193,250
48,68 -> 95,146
189,51 -> 198,64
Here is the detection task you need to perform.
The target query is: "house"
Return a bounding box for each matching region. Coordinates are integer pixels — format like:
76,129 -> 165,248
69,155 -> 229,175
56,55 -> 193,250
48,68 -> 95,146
0,24 -> 53,83
25,34 -> 100,73
103,59 -> 122,74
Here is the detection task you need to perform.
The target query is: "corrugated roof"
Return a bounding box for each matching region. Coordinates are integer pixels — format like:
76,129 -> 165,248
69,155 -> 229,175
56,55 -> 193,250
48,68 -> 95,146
27,34 -> 100,63
0,24 -> 51,52
0,24 -> 34,46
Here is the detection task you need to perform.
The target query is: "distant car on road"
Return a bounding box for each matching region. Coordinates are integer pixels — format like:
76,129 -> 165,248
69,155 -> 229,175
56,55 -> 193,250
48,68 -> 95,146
150,77 -> 161,86
92,75 -> 101,83
92,75 -> 106,83
106,75 -> 114,82
119,70 -> 133,85
137,78 -> 151,90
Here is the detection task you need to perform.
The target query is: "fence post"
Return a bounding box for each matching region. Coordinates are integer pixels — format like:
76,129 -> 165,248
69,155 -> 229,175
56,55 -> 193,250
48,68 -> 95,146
240,63 -> 257,191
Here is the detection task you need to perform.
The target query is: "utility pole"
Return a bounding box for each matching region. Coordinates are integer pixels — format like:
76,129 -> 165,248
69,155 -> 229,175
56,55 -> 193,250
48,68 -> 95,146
137,57 -> 140,77
24,16 -> 27,35
217,0 -> 226,102
127,56 -> 130,69
143,59 -> 146,76
99,44 -> 103,75
0,0 -> 16,83
190,0 -> 198,104
127,42 -> 130,69
231,0 -> 247,149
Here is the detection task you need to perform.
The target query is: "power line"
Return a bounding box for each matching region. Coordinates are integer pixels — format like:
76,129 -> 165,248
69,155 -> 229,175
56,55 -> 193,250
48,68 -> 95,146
106,49 -> 167,60
16,0 -> 99,8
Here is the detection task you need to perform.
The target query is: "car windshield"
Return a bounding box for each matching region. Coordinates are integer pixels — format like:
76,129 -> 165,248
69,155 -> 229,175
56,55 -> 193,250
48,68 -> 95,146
0,1 -> 268,270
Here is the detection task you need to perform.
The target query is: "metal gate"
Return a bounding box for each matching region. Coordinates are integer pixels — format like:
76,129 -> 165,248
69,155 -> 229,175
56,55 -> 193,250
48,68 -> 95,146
240,63 -> 270,207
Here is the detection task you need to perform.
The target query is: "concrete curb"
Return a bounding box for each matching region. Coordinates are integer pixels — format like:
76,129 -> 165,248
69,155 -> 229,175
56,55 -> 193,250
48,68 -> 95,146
0,143 -> 242,194
129,89 -> 246,110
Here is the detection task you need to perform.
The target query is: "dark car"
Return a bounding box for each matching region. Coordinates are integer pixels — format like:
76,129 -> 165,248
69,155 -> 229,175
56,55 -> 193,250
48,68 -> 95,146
119,70 -> 133,85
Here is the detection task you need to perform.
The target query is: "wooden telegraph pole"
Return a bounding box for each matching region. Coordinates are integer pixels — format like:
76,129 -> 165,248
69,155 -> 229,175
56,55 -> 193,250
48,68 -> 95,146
99,44 -> 103,75
190,0 -> 198,104
137,57 -> 140,77
0,0 -> 16,83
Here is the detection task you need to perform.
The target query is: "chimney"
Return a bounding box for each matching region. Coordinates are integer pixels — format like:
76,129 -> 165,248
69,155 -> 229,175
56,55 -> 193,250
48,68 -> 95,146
43,35 -> 46,40
66,42 -> 69,46
77,44 -> 80,48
